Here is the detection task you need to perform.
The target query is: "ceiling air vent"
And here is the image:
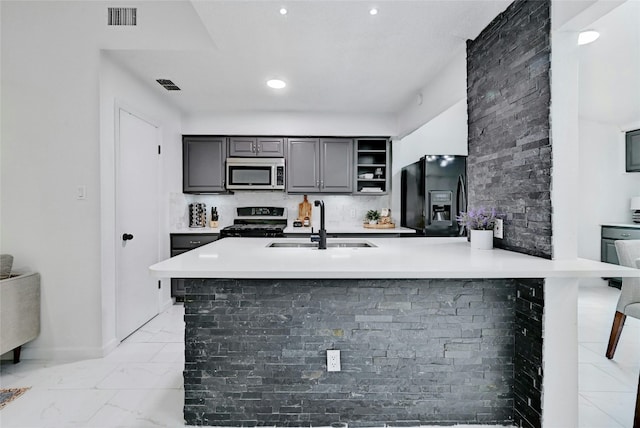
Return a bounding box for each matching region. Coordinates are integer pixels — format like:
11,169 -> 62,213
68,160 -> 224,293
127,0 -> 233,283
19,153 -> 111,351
156,79 -> 181,91
108,7 -> 137,26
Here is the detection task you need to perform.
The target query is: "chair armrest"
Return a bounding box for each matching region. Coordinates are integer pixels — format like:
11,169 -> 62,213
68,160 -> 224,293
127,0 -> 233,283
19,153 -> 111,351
0,272 -> 41,355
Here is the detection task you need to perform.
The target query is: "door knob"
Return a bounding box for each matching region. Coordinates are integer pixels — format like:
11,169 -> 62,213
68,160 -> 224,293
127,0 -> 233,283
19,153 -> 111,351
122,233 -> 134,241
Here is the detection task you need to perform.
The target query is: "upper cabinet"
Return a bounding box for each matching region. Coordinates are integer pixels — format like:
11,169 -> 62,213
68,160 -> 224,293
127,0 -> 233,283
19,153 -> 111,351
626,129 -> 640,172
355,138 -> 390,195
287,138 -> 353,193
183,136 -> 227,193
229,137 -> 284,157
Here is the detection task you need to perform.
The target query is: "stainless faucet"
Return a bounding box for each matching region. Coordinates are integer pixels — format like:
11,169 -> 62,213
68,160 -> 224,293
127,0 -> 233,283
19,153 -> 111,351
310,200 -> 327,249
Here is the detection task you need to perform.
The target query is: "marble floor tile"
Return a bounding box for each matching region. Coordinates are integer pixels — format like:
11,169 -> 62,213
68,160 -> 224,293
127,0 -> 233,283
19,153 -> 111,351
579,394 -> 626,428
96,362 -> 183,390
0,388 -> 117,428
581,391 -> 637,428
85,388 -> 184,428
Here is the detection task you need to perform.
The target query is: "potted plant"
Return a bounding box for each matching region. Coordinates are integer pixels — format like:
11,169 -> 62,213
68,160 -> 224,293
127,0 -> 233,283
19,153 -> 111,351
456,207 -> 499,250
365,209 -> 380,225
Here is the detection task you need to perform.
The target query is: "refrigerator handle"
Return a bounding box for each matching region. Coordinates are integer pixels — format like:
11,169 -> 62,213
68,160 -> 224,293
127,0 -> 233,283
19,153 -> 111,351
457,174 -> 467,236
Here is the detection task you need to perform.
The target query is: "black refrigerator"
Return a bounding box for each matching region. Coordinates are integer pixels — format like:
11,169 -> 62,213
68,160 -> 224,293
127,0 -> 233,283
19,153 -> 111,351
401,155 -> 467,236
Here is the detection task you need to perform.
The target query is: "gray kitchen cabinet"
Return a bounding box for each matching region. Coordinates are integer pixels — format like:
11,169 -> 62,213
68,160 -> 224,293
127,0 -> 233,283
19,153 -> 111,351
183,136 -> 227,193
170,233 -> 219,300
229,137 -> 284,157
626,129 -> 640,172
286,138 -> 353,193
601,225 -> 640,288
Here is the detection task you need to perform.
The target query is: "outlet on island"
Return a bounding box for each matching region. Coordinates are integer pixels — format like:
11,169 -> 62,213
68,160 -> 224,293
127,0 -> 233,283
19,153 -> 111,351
327,349 -> 341,372
494,218 -> 504,239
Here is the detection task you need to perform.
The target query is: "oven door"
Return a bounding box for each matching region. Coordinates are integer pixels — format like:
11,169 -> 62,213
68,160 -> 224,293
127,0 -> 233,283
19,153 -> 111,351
226,158 -> 284,190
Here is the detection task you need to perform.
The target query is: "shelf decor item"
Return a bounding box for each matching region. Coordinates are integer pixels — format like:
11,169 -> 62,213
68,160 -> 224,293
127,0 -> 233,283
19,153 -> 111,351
365,209 -> 381,225
630,196 -> 640,223
457,207 -> 499,250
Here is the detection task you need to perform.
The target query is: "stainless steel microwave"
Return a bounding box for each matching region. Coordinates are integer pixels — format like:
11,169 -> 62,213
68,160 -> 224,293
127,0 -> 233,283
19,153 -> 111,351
226,157 -> 285,190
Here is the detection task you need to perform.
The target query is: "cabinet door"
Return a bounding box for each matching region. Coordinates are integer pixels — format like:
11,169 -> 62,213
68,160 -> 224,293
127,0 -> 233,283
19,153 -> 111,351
256,138 -> 284,157
287,138 -> 320,193
626,129 -> 640,172
321,138 -> 353,193
228,137 -> 257,157
183,136 -> 227,193
601,238 -> 620,264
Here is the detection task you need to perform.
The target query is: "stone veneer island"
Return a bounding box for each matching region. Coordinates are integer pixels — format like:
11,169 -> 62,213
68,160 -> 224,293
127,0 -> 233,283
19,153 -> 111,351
150,237 -> 639,428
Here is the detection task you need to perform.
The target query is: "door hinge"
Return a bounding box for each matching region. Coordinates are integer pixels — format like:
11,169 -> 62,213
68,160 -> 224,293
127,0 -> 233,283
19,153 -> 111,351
158,145 -> 161,155
158,280 -> 161,289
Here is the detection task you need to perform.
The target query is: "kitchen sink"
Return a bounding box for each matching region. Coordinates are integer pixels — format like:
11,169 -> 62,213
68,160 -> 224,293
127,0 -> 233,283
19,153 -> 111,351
267,241 -> 376,248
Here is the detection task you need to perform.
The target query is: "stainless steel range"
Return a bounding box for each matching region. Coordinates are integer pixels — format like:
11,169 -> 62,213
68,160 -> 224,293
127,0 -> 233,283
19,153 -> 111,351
220,207 -> 288,238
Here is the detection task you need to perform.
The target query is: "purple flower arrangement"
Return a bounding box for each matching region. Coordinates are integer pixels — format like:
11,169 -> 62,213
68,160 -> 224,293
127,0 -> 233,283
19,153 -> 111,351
456,207 -> 499,230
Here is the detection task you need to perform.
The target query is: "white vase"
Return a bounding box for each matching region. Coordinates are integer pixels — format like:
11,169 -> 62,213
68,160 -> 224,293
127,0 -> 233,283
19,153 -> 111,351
470,229 -> 493,250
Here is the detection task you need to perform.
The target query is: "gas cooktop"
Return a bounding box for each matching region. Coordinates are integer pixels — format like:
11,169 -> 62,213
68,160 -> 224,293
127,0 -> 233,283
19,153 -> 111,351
220,207 -> 288,238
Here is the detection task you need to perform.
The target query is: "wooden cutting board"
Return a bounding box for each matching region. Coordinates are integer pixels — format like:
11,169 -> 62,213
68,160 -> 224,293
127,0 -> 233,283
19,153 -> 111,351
298,195 -> 312,221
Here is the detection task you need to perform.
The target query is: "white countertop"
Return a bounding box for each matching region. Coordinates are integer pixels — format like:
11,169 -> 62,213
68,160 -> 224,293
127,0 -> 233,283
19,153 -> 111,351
150,237 -> 640,279
601,223 -> 640,229
283,225 -> 416,234
170,226 -> 417,234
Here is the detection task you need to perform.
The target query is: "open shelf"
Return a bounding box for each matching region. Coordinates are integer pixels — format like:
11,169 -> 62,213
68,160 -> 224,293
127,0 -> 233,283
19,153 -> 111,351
355,138 -> 389,195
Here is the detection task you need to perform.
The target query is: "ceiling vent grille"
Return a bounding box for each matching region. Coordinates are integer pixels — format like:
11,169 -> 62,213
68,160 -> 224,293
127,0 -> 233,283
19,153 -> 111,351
108,8 -> 137,26
156,79 -> 181,91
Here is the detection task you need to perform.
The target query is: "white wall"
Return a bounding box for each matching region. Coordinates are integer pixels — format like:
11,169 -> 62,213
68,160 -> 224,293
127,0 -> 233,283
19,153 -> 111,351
99,54 -> 183,352
0,1 -> 187,360
578,119 -> 640,260
182,112 -> 397,137
395,51 -> 467,139
1,2 -> 104,359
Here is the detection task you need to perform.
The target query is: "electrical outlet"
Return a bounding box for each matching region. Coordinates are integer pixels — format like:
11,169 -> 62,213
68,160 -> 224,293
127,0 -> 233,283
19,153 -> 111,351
494,218 -> 504,239
350,209 -> 356,218
327,349 -> 341,372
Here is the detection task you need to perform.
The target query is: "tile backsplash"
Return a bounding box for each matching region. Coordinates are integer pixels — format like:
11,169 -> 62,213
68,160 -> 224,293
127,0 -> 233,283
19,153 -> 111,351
170,192 -> 392,231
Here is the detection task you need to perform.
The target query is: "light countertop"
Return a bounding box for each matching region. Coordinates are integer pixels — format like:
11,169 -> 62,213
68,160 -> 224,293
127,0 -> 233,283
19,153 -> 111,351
601,223 -> 640,229
170,225 -> 417,234
283,226 -> 416,234
149,237 -> 639,279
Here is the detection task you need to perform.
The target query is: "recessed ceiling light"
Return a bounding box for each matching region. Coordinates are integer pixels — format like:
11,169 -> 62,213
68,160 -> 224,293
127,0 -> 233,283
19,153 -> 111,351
279,8 -> 287,15
267,79 -> 286,89
369,8 -> 378,15
578,30 -> 600,45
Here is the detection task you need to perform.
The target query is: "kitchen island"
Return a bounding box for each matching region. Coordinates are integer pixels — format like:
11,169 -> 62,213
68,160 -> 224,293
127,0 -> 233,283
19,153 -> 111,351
150,237 -> 639,428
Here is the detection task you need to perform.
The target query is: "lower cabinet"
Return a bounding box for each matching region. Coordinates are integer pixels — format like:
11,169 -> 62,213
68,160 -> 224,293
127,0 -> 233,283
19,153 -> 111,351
601,225 -> 640,288
170,233 -> 219,300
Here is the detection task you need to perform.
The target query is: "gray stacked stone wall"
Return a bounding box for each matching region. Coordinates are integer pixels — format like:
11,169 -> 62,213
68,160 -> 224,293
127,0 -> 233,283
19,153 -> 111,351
184,278 -> 517,426
466,0 -> 552,259
513,279 -> 544,428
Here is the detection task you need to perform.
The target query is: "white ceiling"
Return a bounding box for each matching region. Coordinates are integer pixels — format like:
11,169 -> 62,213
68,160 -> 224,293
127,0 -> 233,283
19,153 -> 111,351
105,0 -> 640,127
106,0 -> 512,116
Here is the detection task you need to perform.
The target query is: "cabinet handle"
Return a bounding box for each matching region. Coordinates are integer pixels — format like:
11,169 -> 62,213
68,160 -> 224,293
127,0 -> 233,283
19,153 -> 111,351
256,144 -> 261,153
321,180 -> 324,188
316,180 -> 320,187
189,240 -> 201,245
621,233 -> 631,237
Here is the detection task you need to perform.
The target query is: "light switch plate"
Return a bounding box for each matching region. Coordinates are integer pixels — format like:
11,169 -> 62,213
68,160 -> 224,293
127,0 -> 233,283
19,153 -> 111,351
494,218 -> 504,239
327,349 -> 341,372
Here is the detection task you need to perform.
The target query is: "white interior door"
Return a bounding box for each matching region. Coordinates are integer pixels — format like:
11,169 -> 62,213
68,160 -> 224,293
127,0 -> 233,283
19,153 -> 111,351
116,108 -> 160,340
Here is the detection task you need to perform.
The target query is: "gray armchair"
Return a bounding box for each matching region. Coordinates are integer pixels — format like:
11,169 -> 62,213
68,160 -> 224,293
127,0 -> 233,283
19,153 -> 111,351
0,272 -> 41,363
606,240 -> 640,359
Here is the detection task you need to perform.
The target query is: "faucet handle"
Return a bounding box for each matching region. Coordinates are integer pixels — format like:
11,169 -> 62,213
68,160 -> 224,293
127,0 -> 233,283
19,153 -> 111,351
310,234 -> 320,243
